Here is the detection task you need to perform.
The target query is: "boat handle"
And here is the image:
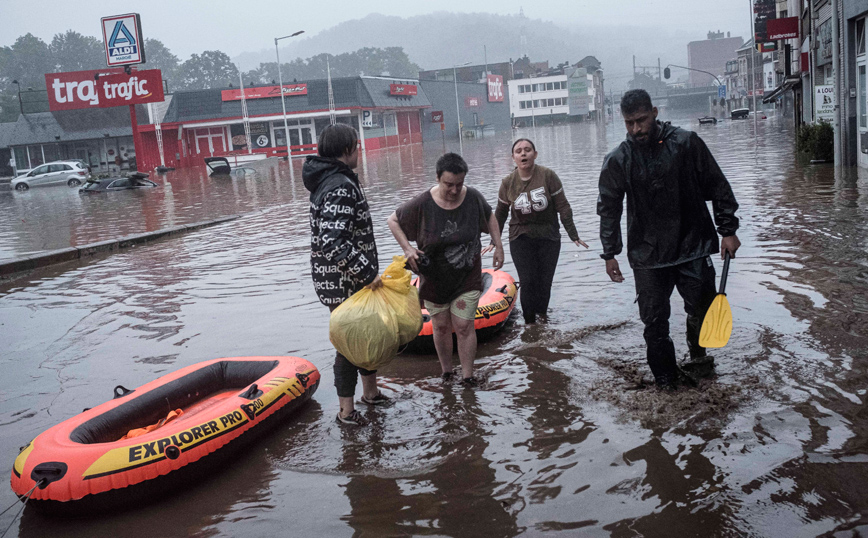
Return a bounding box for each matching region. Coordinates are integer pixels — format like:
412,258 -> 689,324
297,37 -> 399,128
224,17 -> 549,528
496,285 -> 508,294
296,372 -> 310,388
113,385 -> 135,399
240,383 -> 262,400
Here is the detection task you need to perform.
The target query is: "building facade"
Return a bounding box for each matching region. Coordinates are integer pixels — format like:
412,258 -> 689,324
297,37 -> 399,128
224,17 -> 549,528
417,80 -> 511,142
688,31 -> 745,86
135,76 -> 431,171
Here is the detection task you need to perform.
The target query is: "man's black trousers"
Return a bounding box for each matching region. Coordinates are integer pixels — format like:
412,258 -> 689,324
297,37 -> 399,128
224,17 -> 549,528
510,235 -> 561,322
632,256 -> 718,381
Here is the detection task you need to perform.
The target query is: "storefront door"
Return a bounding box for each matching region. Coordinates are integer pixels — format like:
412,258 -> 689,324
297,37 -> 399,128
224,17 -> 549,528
195,128 -> 226,156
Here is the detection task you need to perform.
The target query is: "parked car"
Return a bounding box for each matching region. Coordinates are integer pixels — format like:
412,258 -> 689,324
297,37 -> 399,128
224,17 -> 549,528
11,161 -> 90,191
79,172 -> 157,193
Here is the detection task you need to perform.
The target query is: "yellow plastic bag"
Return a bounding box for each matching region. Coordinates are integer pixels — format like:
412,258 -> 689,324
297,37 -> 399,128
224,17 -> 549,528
380,256 -> 423,346
329,256 -> 423,370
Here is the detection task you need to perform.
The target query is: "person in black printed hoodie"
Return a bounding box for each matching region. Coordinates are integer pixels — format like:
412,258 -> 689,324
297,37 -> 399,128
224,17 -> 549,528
303,124 -> 387,427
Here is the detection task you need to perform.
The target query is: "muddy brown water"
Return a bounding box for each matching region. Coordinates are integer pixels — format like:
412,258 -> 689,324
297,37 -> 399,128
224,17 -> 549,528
1,113 -> 868,537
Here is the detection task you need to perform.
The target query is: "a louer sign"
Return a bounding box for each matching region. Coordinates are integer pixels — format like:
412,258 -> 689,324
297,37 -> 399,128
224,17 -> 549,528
45,69 -> 165,111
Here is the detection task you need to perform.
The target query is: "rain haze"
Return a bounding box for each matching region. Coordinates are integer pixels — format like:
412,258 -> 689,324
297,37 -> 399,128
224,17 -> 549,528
1,0 -> 751,88
6,0 -> 868,535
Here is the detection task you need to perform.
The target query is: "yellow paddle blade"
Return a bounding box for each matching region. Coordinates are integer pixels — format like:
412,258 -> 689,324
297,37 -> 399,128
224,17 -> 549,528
699,294 -> 732,348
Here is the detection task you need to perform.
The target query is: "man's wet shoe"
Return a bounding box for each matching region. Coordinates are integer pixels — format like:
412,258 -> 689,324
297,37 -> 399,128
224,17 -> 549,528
676,367 -> 698,388
441,372 -> 455,382
681,356 -> 715,379
655,374 -> 678,392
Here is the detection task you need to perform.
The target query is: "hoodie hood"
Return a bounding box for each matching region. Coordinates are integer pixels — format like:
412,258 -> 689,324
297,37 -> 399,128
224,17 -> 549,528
302,156 -> 357,193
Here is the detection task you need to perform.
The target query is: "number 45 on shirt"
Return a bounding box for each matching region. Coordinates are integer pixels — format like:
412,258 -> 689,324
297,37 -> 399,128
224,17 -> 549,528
514,187 -> 548,214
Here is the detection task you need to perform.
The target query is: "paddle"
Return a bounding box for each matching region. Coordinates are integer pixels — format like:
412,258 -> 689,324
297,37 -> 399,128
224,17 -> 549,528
699,251 -> 732,348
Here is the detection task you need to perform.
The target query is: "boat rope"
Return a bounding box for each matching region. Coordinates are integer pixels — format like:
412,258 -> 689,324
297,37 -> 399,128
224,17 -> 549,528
1,479 -> 46,538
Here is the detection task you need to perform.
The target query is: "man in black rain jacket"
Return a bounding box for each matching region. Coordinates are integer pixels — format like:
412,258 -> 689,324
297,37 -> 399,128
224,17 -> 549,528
597,89 -> 741,389
304,124 -> 385,426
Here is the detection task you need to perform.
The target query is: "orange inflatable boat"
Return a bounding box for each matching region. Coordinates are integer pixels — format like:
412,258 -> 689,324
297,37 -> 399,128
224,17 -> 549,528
11,356 -> 320,514
406,269 -> 518,352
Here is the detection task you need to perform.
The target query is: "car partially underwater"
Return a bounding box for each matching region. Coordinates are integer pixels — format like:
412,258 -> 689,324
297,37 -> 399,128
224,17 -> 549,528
79,172 -> 158,193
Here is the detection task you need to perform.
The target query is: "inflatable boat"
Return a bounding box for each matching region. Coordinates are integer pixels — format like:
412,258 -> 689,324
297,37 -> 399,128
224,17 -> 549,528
405,269 -> 518,352
11,356 -> 319,514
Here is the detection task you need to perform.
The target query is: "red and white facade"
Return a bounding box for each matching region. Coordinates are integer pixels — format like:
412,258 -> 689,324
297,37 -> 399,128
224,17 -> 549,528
135,76 -> 430,171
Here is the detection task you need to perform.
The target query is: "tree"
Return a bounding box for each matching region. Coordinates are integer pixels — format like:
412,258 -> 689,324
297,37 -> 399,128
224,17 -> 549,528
1,34 -> 52,90
143,39 -> 179,91
49,31 -> 104,73
178,50 -> 238,90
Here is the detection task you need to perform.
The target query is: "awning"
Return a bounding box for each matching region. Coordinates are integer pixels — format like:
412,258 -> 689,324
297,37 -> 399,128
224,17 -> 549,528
763,77 -> 801,103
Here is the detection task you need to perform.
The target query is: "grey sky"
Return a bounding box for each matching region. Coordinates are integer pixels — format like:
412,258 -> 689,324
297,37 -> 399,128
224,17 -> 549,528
1,0 -> 751,60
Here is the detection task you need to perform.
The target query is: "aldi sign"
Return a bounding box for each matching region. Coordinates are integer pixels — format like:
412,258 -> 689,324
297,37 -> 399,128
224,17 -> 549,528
101,13 -> 145,66
45,68 -> 164,111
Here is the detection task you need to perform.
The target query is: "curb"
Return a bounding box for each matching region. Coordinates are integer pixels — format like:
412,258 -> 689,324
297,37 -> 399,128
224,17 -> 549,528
0,215 -> 241,279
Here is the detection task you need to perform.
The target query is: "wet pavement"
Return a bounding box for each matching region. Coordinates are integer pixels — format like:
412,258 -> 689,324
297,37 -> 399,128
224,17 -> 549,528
2,112 -> 868,537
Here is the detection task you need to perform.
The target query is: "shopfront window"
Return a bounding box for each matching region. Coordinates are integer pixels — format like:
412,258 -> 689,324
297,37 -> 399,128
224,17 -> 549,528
43,144 -> 59,163
858,19 -> 866,56
230,124 -> 250,151
860,65 -> 867,129
13,147 -> 28,170
28,146 -> 43,167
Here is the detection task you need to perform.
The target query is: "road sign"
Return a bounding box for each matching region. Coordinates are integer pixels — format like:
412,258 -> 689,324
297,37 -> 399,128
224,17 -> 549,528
718,85 -> 726,99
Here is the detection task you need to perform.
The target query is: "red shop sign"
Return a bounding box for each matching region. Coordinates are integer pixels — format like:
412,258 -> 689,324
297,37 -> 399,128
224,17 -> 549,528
431,110 -> 444,122
487,74 -> 504,102
221,84 -> 307,101
464,96 -> 480,107
767,17 -> 799,40
45,68 -> 164,111
390,84 -> 417,96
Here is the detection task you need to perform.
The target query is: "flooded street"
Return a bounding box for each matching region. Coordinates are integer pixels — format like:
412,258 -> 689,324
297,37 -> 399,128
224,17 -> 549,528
2,113 -> 868,537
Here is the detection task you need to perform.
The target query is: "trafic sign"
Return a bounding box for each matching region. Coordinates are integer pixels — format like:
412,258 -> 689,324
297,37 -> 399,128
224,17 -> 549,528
718,85 -> 726,99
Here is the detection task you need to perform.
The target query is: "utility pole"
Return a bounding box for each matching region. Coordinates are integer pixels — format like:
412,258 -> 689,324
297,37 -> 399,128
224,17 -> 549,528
832,0 -> 841,165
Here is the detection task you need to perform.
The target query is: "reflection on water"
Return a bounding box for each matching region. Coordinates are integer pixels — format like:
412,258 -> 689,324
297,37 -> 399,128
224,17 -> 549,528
2,113 -> 868,537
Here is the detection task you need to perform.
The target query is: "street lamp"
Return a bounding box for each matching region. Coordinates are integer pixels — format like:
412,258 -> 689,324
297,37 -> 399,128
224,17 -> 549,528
453,61 -> 470,154
11,80 -> 23,115
275,30 -> 305,178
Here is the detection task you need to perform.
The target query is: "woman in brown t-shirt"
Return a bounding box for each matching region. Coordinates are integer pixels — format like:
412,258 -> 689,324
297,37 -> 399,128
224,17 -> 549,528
388,153 -> 504,385
494,138 -> 589,324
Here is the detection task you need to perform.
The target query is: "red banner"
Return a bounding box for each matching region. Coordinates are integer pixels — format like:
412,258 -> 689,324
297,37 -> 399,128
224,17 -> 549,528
487,74 -> 504,102
431,110 -> 443,122
45,68 -> 164,111
767,17 -> 799,40
221,84 -> 307,101
390,84 -> 417,96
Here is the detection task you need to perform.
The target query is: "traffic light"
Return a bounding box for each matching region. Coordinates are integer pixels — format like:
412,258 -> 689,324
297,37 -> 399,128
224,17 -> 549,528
664,67 -> 671,79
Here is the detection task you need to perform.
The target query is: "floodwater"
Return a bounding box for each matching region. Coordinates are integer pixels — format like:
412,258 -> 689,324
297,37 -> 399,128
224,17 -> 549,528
1,112 -> 868,537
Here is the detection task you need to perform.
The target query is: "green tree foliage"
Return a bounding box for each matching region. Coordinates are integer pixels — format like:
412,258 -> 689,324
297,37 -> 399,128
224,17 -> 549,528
0,29 -> 421,121
241,47 -> 420,85
50,31 -> 104,72
178,50 -> 239,90
143,39 -> 179,90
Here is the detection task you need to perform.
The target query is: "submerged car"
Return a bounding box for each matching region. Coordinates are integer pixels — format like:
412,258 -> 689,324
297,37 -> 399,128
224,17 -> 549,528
12,161 -> 90,191
79,172 -> 157,193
